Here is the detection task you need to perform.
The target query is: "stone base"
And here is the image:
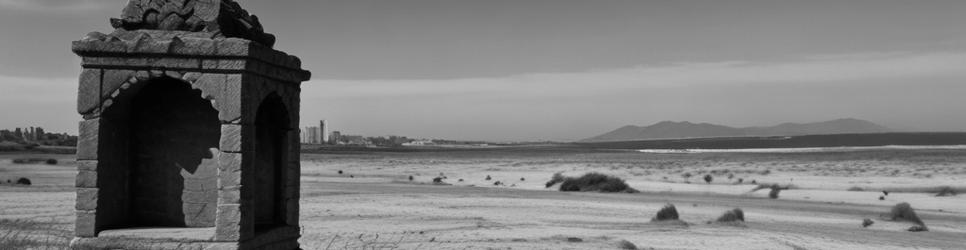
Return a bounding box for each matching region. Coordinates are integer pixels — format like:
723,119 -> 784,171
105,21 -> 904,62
69,226 -> 300,250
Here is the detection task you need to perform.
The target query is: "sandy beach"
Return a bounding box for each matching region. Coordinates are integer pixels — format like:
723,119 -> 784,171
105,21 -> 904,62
2,147 -> 965,249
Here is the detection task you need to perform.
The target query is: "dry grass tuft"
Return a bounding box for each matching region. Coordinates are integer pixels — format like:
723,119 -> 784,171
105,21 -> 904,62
0,219 -> 71,249
313,233 -> 439,249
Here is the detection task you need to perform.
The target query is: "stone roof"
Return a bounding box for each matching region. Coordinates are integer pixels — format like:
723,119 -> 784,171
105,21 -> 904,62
109,0 -> 276,48
72,29 -> 310,83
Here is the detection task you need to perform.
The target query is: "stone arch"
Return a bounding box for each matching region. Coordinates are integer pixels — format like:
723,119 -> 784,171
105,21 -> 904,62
98,76 -> 220,229
251,93 -> 291,231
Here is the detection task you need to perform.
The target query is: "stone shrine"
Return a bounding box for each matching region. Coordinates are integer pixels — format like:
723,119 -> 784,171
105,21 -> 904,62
70,0 -> 310,249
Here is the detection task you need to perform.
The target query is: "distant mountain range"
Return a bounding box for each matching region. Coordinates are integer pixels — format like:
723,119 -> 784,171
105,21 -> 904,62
582,118 -> 892,142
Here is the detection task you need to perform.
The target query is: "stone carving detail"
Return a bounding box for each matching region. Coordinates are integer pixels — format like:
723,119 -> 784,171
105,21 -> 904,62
110,0 -> 276,47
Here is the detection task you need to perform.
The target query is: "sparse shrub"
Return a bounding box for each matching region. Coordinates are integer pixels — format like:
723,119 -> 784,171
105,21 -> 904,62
936,186 -> 957,197
494,181 -> 502,186
432,177 -> 444,184
651,204 -> 679,222
890,203 -> 915,218
681,172 -> 693,181
566,237 -> 583,242
485,175 -> 492,181
349,175 -> 354,178
11,158 -> 56,165
727,173 -> 735,179
617,239 -> 638,250
889,202 -> 925,226
847,186 -> 864,192
768,186 -> 780,199
908,225 -> 928,232
879,196 -> 885,200
716,208 -> 745,222
15,178 -> 30,186
338,170 -> 343,175
862,218 -> 874,228
458,179 -> 464,182
408,175 -> 414,181
545,172 -> 565,188
559,172 -> 637,193
520,177 -> 525,181
761,184 -> 788,196
703,174 -> 713,184
751,180 -> 757,184
737,178 -> 743,184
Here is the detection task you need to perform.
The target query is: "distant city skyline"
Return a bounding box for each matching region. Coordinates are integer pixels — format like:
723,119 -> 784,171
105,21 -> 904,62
1,0 -> 965,141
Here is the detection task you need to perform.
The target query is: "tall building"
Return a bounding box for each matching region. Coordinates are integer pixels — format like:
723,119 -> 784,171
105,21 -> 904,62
319,120 -> 328,143
329,131 -> 341,145
301,126 -> 322,144
35,127 -> 45,141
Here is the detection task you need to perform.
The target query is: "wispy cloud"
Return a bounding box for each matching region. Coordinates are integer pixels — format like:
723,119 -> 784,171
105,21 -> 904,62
307,51 -> 966,99
298,51 -> 966,140
2,51 -> 964,139
0,0 -> 119,11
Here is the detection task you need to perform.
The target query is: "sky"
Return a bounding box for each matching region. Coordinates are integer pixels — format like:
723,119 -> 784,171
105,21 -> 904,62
1,0 -> 965,141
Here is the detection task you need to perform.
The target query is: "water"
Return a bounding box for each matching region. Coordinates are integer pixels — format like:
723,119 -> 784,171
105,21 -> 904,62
637,145 -> 966,154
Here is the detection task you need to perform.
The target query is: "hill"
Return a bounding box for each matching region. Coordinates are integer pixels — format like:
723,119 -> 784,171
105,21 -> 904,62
577,132 -> 966,150
582,118 -> 891,142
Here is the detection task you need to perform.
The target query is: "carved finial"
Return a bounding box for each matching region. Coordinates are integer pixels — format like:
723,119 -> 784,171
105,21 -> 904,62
110,0 -> 275,47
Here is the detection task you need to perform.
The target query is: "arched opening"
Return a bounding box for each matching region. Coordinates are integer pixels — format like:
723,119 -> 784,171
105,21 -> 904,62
253,94 -> 290,231
100,76 -> 220,228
